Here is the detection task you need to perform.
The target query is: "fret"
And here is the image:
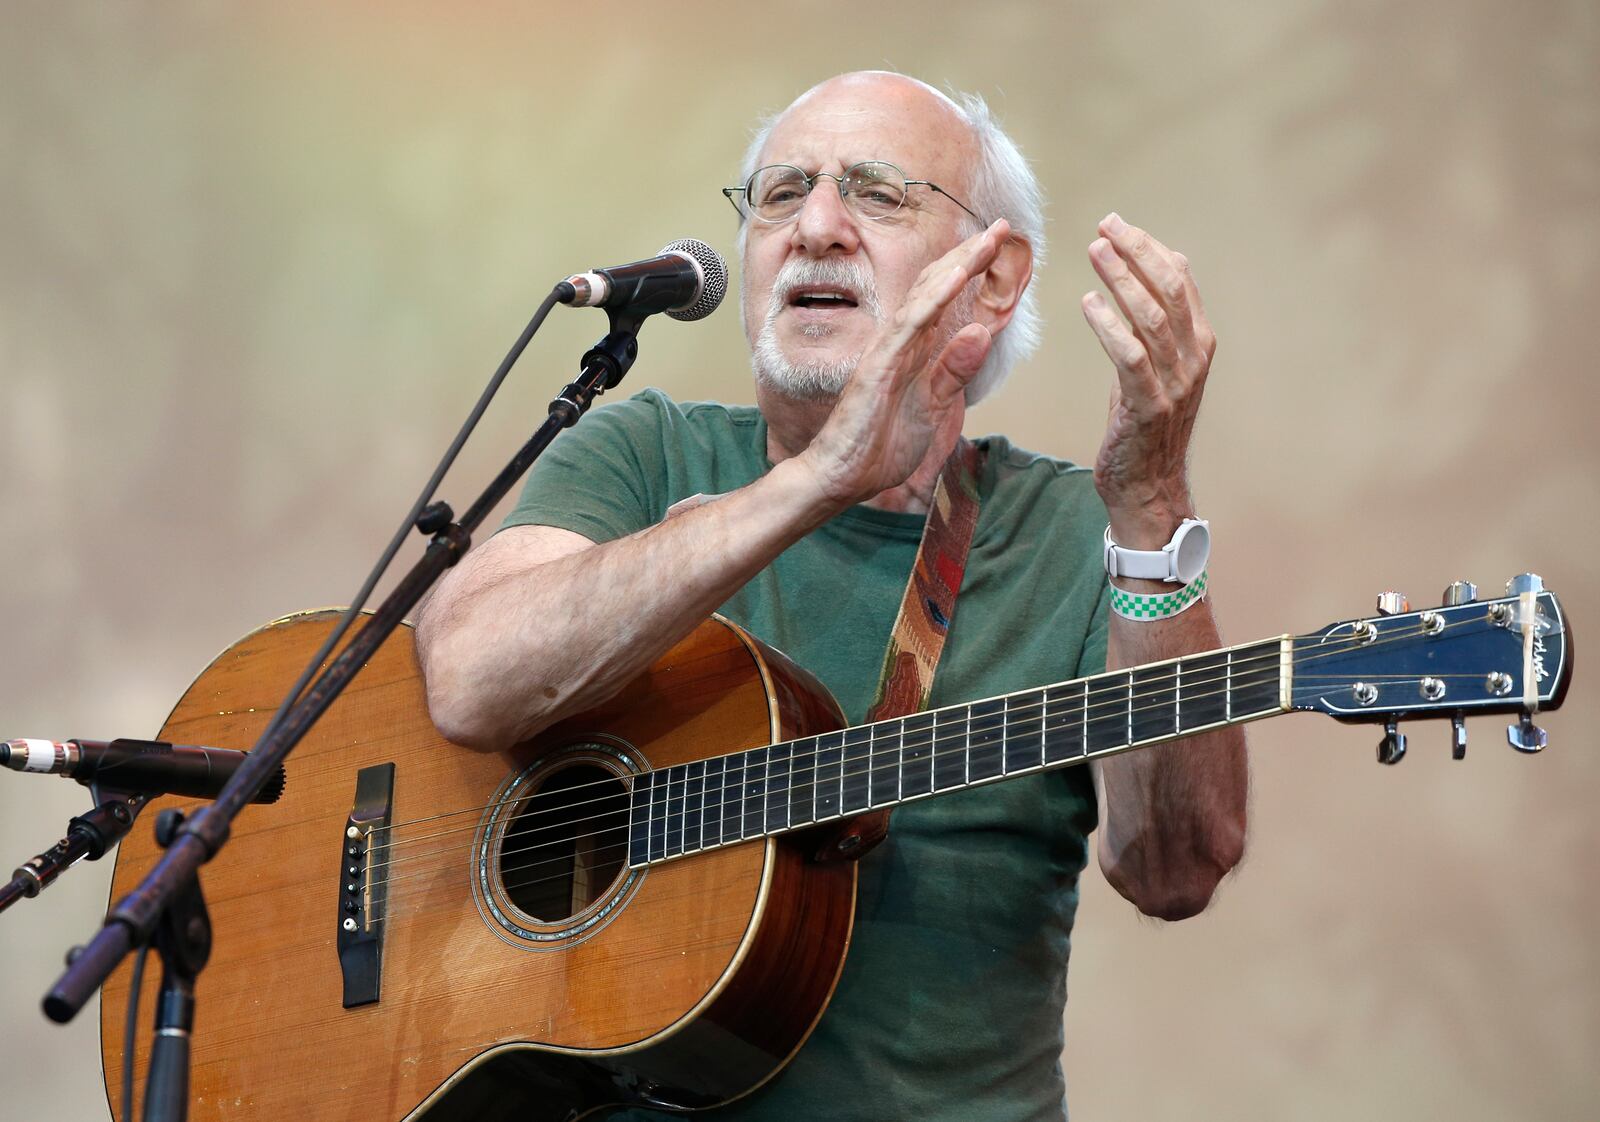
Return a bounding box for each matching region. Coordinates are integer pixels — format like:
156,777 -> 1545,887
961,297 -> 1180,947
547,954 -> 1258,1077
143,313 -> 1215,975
721,752 -> 743,845
840,727 -> 872,814
683,760 -> 706,854
900,712 -> 935,799
788,737 -> 815,828
1042,683 -> 1084,765
646,767 -> 668,863
932,708 -> 966,792
741,748 -> 766,840
1000,693 -> 1028,775
1086,671 -> 1132,754
969,698 -> 1006,782
1225,650 -> 1233,721
1230,641 -> 1283,717
628,770 -> 653,867
1175,660 -> 1183,733
1179,651 -> 1229,729
666,766 -> 685,858
815,732 -> 844,820
1130,665 -> 1178,744
868,722 -> 897,809
765,742 -> 792,833
701,756 -> 725,848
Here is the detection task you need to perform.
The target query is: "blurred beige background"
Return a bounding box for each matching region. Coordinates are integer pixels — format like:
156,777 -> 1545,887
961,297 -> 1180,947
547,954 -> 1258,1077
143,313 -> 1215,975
3,2 -> 1596,1119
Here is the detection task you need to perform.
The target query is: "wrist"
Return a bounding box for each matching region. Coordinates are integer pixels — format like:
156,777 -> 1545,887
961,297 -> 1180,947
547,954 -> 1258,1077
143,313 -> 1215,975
768,453 -> 855,527
1105,497 -> 1196,550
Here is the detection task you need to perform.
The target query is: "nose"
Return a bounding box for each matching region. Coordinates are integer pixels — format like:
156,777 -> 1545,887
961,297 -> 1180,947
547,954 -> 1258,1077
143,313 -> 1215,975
790,173 -> 861,258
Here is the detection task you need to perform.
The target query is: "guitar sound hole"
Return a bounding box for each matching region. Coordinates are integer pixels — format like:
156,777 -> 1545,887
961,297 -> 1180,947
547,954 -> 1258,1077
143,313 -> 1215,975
500,764 -> 629,923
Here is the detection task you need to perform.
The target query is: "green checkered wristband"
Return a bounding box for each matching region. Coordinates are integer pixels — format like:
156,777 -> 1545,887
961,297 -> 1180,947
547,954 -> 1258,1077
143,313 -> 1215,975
1109,569 -> 1208,621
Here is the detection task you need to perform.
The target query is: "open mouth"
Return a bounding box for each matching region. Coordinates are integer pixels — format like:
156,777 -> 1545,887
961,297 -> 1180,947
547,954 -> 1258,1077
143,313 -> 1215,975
787,287 -> 859,310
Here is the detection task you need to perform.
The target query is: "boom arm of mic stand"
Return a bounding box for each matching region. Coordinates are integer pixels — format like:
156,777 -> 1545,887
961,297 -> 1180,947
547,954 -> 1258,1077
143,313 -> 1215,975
44,321 -> 642,1024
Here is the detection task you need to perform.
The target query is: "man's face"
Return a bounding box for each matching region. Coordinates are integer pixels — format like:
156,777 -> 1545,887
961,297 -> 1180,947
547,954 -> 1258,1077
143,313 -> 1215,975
741,77 -> 979,400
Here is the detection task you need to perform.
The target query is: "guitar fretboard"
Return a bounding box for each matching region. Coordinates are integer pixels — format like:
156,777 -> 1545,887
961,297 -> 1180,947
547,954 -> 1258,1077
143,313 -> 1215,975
626,637 -> 1286,867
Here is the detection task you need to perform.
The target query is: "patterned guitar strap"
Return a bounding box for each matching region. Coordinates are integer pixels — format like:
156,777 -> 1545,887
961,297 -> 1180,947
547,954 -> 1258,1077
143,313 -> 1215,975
815,437 -> 985,862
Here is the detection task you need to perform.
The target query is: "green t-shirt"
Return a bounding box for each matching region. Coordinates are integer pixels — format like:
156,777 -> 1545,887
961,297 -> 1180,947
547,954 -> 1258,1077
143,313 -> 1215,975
502,388 -> 1111,1122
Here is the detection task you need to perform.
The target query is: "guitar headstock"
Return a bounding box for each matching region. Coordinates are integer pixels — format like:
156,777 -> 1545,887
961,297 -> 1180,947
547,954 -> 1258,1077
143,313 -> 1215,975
1291,575 -> 1573,763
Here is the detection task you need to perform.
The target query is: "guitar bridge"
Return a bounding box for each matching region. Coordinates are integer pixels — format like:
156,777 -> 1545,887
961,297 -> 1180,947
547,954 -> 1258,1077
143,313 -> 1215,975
337,762 -> 394,1008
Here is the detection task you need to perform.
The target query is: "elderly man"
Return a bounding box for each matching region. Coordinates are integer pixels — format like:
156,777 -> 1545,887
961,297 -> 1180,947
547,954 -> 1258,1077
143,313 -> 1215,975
417,71 -> 1246,1121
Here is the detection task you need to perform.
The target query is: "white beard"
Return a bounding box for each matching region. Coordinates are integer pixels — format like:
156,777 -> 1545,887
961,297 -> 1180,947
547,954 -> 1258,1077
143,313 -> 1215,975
750,257 -> 881,401
748,256 -> 976,401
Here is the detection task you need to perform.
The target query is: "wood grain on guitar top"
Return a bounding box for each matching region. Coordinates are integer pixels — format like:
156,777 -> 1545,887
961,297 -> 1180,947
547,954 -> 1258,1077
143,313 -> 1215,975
100,612 -> 857,1121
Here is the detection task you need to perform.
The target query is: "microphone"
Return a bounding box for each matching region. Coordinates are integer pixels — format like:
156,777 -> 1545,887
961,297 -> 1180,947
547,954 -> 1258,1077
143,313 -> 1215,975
560,238 -> 728,322
2,738 -> 287,804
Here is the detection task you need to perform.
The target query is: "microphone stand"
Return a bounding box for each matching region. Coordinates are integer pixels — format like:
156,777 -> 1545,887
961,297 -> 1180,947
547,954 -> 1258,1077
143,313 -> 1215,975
44,306 -> 647,1121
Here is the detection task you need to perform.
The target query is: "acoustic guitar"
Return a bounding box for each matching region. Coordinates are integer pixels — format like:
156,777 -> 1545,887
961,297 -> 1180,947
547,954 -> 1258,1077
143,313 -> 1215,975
99,577 -> 1571,1120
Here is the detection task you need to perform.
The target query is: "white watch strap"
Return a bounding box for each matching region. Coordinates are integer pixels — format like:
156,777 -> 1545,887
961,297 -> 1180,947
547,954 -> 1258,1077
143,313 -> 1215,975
1103,518 -> 1210,584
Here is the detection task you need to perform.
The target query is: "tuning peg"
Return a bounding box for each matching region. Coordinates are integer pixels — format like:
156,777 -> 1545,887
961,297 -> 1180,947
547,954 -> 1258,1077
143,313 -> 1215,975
1442,581 -> 1478,607
1451,713 -> 1467,760
1377,719 -> 1407,765
1505,573 -> 1544,597
1506,712 -> 1548,753
1375,591 -> 1410,616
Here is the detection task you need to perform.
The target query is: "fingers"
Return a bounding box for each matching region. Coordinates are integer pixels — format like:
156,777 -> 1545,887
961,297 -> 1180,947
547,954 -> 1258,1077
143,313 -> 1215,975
1089,235 -> 1180,370
890,219 -> 1009,346
861,218 -> 1007,390
1080,290 -> 1162,406
1093,213 -> 1215,366
927,322 -> 993,401
1170,251 -> 1216,360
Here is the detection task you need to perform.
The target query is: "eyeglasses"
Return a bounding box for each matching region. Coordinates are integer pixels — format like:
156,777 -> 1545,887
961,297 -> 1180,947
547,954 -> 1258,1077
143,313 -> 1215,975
722,161 -> 984,226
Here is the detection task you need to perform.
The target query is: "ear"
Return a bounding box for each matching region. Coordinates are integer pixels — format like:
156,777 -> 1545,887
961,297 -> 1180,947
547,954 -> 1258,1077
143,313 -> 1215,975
971,234 -> 1034,335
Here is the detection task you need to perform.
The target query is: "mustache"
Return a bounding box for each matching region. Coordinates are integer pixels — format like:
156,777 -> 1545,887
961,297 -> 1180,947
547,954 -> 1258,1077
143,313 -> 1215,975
768,257 -> 882,319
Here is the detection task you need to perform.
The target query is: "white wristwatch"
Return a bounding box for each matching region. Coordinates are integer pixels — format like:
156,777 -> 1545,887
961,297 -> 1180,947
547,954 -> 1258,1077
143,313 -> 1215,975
1103,518 -> 1210,584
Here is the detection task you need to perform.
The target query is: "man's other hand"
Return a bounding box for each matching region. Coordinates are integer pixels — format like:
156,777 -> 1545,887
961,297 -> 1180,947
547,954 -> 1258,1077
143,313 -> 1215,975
1080,214 -> 1216,549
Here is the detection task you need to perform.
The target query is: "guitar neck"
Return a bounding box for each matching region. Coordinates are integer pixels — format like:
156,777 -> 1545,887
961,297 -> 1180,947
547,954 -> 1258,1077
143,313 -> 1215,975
627,636 -> 1289,868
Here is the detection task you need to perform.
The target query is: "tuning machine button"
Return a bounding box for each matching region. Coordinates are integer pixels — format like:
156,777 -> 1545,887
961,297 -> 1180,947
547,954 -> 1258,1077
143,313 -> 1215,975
1375,591 -> 1411,616
1451,713 -> 1467,760
1442,581 -> 1478,606
1506,712 -> 1548,753
1377,719 -> 1407,765
1506,573 -> 1544,597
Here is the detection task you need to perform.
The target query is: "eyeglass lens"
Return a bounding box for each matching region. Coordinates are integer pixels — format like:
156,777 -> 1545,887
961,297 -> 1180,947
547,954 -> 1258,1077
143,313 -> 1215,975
747,163 -> 909,221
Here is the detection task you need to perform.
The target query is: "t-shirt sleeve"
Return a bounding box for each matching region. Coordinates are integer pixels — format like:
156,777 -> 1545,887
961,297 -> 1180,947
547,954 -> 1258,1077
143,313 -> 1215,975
499,391 -> 669,543
1074,577 -> 1112,678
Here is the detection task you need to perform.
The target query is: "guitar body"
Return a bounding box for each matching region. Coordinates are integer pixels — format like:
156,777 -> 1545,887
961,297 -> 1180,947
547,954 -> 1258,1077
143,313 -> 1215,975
100,611 -> 858,1120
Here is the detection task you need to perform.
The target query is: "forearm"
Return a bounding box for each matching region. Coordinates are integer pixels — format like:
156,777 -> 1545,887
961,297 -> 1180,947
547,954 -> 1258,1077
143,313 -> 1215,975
416,456 -> 837,751
1095,584 -> 1249,920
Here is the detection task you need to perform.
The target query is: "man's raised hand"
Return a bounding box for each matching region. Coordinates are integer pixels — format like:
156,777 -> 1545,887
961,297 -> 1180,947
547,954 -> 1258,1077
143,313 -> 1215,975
1080,213 -> 1216,549
798,219 -> 1011,510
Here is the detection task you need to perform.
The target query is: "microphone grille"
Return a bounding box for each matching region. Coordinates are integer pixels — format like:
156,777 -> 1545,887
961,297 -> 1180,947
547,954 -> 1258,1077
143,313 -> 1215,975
661,238 -> 728,322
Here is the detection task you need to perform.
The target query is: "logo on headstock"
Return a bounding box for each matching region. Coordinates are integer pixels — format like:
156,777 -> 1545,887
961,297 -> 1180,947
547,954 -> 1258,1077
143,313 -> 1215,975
1534,635 -> 1550,683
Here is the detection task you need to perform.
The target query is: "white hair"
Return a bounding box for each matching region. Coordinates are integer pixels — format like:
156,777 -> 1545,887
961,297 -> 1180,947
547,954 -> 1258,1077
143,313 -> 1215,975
734,78 -> 1047,405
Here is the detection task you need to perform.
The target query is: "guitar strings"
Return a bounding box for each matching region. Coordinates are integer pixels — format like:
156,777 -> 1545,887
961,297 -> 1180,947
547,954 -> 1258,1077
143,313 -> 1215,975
361,644 -> 1295,873
359,612 -> 1487,873
361,624 -> 1499,903
358,621 -> 1396,854
361,614 -> 1517,922
355,618 -> 1488,895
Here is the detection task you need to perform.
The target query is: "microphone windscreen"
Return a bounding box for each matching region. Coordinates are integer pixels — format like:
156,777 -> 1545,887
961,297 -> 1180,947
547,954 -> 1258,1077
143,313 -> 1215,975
661,238 -> 728,322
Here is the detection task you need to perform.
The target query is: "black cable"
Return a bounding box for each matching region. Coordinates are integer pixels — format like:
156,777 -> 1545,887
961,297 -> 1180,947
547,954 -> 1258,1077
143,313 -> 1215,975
123,941 -> 149,1122
258,283 -> 571,743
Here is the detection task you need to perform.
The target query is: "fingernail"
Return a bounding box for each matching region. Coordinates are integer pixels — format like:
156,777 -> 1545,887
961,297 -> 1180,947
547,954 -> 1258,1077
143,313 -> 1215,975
1104,212 -> 1127,235
1090,238 -> 1117,264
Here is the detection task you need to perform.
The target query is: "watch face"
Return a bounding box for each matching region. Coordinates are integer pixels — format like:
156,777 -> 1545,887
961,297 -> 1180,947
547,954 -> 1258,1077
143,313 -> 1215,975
1174,521 -> 1211,583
